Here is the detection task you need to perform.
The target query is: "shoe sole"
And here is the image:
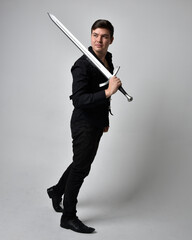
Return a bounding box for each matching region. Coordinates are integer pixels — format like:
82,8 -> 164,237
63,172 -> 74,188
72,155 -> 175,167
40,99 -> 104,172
60,222 -> 95,234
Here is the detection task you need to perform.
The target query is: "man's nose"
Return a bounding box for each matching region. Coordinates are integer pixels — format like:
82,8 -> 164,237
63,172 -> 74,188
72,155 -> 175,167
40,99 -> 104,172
97,36 -> 102,42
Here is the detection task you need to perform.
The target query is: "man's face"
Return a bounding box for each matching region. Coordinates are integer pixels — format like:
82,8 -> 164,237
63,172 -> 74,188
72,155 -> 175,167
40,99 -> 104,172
91,28 -> 114,56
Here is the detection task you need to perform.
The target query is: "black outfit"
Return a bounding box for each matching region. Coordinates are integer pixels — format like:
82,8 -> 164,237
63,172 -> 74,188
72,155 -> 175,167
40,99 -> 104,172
51,46 -> 114,220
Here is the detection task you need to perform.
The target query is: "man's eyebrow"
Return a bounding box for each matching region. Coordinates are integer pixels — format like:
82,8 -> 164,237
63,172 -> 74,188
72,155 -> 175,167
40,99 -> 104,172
92,32 -> 110,37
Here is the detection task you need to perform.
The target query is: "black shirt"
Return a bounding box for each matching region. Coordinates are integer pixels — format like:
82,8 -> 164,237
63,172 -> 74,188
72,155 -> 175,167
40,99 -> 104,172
70,46 -> 114,129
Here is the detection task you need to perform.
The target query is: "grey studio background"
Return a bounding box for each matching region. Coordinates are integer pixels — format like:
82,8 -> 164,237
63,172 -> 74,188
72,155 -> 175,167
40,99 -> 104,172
0,0 -> 192,239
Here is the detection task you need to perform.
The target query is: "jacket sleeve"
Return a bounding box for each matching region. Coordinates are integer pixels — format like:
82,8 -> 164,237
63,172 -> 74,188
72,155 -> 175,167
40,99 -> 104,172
70,59 -> 108,109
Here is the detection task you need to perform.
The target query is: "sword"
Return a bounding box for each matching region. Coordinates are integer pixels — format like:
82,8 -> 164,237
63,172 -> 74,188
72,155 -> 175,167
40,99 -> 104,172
48,13 -> 133,102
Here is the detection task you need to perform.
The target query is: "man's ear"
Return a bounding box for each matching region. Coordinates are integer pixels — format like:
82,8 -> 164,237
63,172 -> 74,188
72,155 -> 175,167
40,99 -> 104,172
110,37 -> 114,44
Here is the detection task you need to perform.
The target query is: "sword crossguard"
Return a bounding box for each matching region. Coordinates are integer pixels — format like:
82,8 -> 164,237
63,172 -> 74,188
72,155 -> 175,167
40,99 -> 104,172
99,66 -> 120,87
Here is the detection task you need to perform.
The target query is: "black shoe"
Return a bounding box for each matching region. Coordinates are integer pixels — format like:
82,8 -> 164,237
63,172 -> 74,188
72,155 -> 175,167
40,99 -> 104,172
60,216 -> 95,234
47,186 -> 63,213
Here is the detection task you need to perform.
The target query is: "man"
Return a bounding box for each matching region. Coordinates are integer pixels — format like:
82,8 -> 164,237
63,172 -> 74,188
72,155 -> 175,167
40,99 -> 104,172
47,19 -> 121,234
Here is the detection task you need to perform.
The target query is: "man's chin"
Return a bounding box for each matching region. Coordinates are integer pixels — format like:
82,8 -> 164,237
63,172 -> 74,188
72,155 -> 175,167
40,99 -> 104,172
94,47 -> 102,51
93,48 -> 105,54
92,46 -> 108,57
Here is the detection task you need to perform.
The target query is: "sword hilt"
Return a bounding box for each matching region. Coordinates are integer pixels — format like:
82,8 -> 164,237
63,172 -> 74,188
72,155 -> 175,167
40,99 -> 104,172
118,86 -> 133,102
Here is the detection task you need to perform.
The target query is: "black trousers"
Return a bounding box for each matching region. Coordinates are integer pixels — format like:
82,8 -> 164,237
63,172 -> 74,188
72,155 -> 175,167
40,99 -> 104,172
54,124 -> 103,219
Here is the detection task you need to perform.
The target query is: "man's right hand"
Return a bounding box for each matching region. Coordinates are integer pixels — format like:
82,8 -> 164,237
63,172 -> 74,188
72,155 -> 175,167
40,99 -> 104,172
105,76 -> 122,98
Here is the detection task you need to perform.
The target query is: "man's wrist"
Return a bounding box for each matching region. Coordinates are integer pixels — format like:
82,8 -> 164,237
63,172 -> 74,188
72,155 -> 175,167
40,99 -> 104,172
105,89 -> 111,98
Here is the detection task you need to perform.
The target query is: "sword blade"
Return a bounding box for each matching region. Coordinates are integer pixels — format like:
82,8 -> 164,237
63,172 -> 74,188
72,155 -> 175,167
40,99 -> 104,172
48,13 -> 111,79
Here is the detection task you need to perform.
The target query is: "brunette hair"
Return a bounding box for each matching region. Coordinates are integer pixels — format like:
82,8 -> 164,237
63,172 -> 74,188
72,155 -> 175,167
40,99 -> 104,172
91,19 -> 114,38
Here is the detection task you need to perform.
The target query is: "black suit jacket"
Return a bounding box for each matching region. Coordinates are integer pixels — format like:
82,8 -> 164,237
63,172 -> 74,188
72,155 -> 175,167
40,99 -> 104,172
70,47 -> 114,129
